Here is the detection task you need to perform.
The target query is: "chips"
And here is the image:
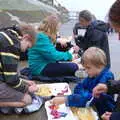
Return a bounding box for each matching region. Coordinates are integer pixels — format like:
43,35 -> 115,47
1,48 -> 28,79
71,107 -> 97,120
35,85 -> 52,96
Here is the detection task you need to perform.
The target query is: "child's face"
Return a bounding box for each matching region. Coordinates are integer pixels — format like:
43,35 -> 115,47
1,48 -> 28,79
84,63 -> 101,78
79,18 -> 90,27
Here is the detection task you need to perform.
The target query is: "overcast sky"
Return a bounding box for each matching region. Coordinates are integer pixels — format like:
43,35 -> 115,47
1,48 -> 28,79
57,0 -> 116,20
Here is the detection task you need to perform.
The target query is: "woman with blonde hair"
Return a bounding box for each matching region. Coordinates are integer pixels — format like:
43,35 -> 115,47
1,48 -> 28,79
28,15 -> 78,77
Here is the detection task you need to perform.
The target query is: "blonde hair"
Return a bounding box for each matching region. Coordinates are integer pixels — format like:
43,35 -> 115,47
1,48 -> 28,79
81,47 -> 107,68
38,14 -> 59,43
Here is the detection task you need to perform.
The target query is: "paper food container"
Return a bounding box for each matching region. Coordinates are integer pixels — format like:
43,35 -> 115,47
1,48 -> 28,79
45,102 -> 99,120
71,107 -> 99,120
45,101 -> 77,120
35,83 -> 71,96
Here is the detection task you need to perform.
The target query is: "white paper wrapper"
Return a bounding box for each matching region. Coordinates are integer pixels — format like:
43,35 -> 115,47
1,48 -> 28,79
45,102 -> 99,120
45,101 -> 77,120
36,83 -> 71,96
77,29 -> 86,36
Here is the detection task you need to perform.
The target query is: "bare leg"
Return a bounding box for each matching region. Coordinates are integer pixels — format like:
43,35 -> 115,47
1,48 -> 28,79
0,94 -> 32,107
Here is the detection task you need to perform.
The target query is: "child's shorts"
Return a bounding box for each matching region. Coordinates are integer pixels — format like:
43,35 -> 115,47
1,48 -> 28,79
0,82 -> 24,102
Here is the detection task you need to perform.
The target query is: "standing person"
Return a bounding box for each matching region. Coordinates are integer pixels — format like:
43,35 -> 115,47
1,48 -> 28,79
0,23 -> 38,107
93,1 -> 120,119
50,47 -> 115,116
28,15 -> 79,77
73,10 -> 111,67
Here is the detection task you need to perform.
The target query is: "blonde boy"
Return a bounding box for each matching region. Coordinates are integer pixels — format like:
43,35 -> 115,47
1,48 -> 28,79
50,47 -> 115,116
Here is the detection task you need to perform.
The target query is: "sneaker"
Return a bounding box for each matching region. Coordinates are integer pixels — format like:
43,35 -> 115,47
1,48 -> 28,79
75,69 -> 87,78
14,107 -> 23,114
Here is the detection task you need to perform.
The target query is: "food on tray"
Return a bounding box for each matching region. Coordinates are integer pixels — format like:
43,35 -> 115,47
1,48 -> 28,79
50,110 -> 67,119
57,85 -> 68,95
35,83 -> 71,97
71,107 -> 96,120
49,105 -> 59,110
49,104 -> 67,119
45,101 -> 76,120
35,85 -> 52,96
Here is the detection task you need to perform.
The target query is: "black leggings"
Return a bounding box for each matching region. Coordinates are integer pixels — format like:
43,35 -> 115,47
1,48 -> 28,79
42,62 -> 78,77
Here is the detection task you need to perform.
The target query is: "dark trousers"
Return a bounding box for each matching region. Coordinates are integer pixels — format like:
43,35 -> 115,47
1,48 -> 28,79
42,62 -> 78,77
110,112 -> 120,120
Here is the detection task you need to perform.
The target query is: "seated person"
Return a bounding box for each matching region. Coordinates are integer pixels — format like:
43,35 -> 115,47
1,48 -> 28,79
73,10 -> 111,67
0,23 -> 38,107
50,47 -> 115,116
93,81 -> 120,120
28,15 -> 79,77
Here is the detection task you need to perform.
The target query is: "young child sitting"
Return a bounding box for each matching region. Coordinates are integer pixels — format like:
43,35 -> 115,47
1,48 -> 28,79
50,47 -> 115,116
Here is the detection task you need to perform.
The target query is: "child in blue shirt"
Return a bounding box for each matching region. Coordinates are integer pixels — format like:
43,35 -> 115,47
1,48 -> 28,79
50,47 -> 115,116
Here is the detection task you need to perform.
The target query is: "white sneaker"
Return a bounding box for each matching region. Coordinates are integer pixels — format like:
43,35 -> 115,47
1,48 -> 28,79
75,69 -> 87,78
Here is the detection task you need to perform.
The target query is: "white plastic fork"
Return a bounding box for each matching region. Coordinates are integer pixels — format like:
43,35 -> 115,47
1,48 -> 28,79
86,97 -> 94,107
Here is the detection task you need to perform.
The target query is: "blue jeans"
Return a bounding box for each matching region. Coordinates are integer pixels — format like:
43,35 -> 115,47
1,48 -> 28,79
42,62 -> 78,77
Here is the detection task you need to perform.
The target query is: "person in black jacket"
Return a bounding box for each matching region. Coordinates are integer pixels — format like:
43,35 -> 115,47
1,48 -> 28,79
93,80 -> 120,120
73,10 -> 110,67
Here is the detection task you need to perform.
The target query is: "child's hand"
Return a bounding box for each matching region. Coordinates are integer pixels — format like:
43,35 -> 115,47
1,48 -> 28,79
92,83 -> 108,98
26,80 -> 36,86
28,84 -> 39,93
49,96 -> 66,105
73,45 -> 80,53
101,112 -> 112,120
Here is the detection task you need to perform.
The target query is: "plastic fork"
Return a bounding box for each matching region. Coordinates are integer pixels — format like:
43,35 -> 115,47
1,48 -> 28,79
86,97 -> 94,107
